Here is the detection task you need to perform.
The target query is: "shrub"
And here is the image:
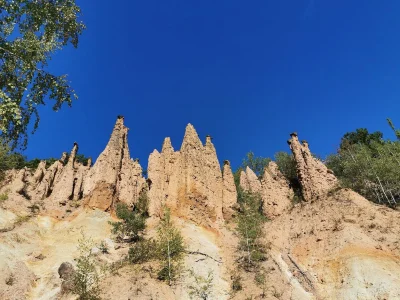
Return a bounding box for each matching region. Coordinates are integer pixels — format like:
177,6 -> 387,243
231,274 -> 242,292
0,193 -> 8,202
128,239 -> 157,264
72,233 -> 101,300
188,270 -> 214,300
109,203 -> 146,241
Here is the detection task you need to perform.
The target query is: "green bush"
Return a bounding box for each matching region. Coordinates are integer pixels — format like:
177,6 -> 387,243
72,234 -> 101,300
109,203 -> 146,241
0,193 -> 8,202
128,239 -> 157,264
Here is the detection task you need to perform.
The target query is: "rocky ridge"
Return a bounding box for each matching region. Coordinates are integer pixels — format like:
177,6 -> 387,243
0,118 -> 399,300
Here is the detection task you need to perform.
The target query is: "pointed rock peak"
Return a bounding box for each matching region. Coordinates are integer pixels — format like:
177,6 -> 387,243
151,149 -> 160,155
181,123 -> 203,150
60,152 -> 68,163
68,142 -> 79,165
223,160 -> 233,176
245,166 -> 258,180
162,137 -> 174,153
116,115 -> 125,125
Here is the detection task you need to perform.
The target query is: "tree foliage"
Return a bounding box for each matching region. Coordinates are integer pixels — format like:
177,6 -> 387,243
236,190 -> 267,270
72,233 -> 101,300
339,128 -> 383,151
156,207 -> 185,285
327,140 -> 400,207
0,0 -> 85,149
274,151 -> 303,203
239,151 -> 271,178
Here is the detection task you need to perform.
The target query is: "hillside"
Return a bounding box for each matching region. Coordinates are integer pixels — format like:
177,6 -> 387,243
0,116 -> 399,300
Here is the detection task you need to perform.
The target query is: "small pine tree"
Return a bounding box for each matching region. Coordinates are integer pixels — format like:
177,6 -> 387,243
72,233 -> 101,300
236,191 -> 267,270
156,207 -> 185,285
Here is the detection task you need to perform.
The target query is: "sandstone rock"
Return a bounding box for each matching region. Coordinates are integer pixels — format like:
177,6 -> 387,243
11,168 -> 27,194
148,124 -> 224,225
83,116 -> 145,211
32,160 -> 46,184
222,160 -> 237,219
261,162 -> 292,218
58,262 -> 75,294
288,133 -> 337,201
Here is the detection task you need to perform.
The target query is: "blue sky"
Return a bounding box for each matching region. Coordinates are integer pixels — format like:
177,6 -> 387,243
24,0 -> 400,170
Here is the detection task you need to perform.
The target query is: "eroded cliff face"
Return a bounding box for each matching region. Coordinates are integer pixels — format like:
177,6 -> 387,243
148,124 -> 232,226
83,116 -> 145,210
239,163 -> 293,219
0,116 -> 145,219
288,132 -> 337,201
1,120 -> 400,300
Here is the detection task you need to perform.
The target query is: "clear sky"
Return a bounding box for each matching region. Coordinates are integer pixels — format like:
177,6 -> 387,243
24,0 -> 400,171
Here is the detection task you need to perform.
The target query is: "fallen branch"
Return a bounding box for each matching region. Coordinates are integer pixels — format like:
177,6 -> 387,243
287,253 -> 314,291
185,250 -> 222,263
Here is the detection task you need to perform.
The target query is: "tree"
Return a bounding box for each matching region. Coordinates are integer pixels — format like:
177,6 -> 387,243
274,151 -> 302,202
239,151 -> 271,178
0,0 -> 85,149
72,233 -> 101,300
339,128 -> 383,151
157,207 -> 185,285
236,191 -> 266,270
387,118 -> 400,140
327,136 -> 400,207
109,203 -> 146,242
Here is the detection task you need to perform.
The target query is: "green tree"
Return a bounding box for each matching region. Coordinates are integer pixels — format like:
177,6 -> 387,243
157,207 -> 185,285
72,233 -> 101,300
274,151 -> 303,203
239,151 -> 271,178
339,128 -> 383,151
387,118 -> 400,140
0,0 -> 85,149
327,138 -> 400,207
109,203 -> 146,242
236,191 -> 266,270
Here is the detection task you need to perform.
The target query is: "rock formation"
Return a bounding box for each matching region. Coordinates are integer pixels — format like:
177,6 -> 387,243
83,116 -> 145,210
0,116 -> 146,218
288,132 -> 337,201
240,163 -> 292,219
148,124 -> 229,225
222,160 -> 237,219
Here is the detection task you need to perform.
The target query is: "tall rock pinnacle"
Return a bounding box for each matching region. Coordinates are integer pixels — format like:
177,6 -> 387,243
83,116 -> 145,210
288,132 -> 337,201
148,124 -> 225,225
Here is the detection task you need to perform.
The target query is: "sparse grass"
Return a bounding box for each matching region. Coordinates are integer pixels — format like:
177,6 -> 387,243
15,215 -> 31,226
231,273 -> 242,292
0,192 -> 8,202
11,233 -> 26,243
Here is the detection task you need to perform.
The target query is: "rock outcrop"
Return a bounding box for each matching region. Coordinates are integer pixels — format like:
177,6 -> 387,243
288,132 -> 337,201
222,160 -> 237,219
148,124 -> 227,225
83,116 -> 145,211
260,162 -> 293,218
0,116 -> 145,218
240,163 -> 292,219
